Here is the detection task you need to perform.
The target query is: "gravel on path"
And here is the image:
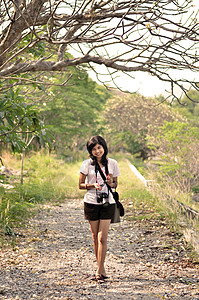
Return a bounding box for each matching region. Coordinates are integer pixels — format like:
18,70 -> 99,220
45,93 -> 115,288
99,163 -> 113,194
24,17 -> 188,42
0,199 -> 199,300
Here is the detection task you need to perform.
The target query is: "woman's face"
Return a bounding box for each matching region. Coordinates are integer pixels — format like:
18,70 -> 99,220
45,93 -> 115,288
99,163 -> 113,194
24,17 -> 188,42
91,143 -> 104,161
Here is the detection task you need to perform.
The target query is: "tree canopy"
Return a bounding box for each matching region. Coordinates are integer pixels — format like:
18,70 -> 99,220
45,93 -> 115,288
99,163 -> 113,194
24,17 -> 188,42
101,90 -> 183,156
0,0 -> 199,102
43,69 -> 110,153
0,86 -> 52,152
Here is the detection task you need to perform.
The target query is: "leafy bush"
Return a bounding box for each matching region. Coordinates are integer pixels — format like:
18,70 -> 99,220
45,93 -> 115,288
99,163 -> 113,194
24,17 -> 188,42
147,121 -> 199,192
0,88 -> 51,152
0,152 -> 84,233
101,91 -> 181,157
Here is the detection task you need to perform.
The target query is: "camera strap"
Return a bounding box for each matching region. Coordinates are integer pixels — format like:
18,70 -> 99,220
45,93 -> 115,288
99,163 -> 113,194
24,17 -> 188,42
96,162 -> 124,216
95,162 -> 110,198
95,161 -> 117,200
95,163 -> 107,181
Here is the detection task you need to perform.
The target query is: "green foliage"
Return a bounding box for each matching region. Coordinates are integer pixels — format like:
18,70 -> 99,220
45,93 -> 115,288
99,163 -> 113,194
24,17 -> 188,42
108,130 -> 142,154
0,187 -> 35,226
173,90 -> 199,126
157,121 -> 199,152
18,34 -> 46,58
43,69 -> 110,152
0,87 -> 52,153
192,186 -> 199,193
101,91 -> 178,157
0,55 -> 110,154
163,121 -> 197,150
0,152 -> 84,233
147,120 -> 199,194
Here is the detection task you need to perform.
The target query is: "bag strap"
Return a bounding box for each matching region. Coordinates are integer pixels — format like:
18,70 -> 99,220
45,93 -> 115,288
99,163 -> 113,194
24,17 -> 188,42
96,161 -> 118,203
96,162 -> 107,182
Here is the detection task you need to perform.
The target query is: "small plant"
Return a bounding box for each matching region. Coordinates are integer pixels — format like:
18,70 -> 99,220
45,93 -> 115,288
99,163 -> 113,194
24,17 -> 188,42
192,186 -> 199,193
0,151 -> 84,241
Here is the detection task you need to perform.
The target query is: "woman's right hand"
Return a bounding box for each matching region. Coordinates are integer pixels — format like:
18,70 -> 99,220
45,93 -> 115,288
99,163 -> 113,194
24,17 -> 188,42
94,183 -> 102,190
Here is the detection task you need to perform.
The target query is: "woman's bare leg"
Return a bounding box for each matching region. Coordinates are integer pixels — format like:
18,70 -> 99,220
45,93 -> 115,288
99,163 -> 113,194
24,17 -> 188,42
89,220 -> 100,262
97,219 -> 111,276
89,219 -> 111,277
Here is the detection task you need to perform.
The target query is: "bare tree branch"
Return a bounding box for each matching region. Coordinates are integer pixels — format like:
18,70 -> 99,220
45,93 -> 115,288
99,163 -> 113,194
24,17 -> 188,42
0,0 -> 199,100
0,121 -> 22,137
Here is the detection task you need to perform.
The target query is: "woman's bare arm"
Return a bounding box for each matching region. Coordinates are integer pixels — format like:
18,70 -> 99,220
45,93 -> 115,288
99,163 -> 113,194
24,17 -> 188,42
79,172 -> 101,190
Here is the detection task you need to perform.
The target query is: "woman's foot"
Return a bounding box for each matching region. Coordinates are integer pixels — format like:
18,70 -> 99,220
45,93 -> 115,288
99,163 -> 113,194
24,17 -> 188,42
96,274 -> 105,283
90,274 -> 108,281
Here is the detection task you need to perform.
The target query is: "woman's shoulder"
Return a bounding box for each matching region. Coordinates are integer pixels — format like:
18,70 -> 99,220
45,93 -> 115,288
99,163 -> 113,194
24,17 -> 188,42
107,157 -> 118,165
82,158 -> 95,168
82,158 -> 92,165
80,158 -> 93,174
107,157 -> 120,175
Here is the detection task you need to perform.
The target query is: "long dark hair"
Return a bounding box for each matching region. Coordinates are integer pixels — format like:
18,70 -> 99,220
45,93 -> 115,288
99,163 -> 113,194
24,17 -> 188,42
87,135 -> 108,166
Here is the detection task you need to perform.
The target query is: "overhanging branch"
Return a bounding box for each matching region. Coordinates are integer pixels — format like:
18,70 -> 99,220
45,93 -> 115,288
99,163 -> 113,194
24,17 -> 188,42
0,0 -> 199,100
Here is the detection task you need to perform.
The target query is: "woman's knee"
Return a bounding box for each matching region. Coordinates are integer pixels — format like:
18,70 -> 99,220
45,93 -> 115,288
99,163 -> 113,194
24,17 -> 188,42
98,232 -> 108,245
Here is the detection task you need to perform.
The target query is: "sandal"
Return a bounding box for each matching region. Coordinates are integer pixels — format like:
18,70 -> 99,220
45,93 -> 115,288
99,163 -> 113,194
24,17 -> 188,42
101,274 -> 109,280
96,274 -> 105,283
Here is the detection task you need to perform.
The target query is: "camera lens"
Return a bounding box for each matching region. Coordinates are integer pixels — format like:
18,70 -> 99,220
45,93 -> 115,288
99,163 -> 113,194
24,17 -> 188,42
97,197 -> 102,203
96,191 -> 103,203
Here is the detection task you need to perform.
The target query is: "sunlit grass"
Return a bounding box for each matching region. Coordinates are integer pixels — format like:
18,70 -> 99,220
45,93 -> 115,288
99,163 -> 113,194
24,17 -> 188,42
1,151 -> 198,249
111,156 -> 166,222
0,151 -> 85,237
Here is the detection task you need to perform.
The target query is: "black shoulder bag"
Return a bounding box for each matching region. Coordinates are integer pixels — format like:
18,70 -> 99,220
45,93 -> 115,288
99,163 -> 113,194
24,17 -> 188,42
96,162 -> 124,219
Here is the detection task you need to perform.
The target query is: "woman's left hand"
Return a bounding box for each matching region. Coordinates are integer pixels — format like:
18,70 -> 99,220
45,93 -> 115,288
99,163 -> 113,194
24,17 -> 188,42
106,174 -> 113,186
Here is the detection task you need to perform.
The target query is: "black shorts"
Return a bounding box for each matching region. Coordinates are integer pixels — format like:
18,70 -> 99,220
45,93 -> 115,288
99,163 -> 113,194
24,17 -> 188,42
84,202 -> 115,221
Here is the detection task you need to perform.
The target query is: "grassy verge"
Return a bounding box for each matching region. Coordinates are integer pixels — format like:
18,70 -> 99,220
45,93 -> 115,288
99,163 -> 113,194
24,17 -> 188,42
115,156 -> 168,221
1,151 -> 198,258
123,153 -> 199,232
0,152 -> 174,229
117,156 -> 199,260
0,151 -> 86,244
0,152 -> 161,231
146,170 -> 199,233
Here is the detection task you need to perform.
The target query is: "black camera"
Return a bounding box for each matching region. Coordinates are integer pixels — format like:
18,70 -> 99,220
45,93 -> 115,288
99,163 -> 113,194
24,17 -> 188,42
96,192 -> 109,207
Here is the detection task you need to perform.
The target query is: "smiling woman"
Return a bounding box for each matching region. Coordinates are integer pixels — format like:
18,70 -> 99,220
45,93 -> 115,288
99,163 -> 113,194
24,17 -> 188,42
91,144 -> 105,161
79,135 -> 120,283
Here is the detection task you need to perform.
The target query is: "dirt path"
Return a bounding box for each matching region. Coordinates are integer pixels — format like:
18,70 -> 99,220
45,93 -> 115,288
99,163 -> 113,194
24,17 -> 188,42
0,199 -> 199,300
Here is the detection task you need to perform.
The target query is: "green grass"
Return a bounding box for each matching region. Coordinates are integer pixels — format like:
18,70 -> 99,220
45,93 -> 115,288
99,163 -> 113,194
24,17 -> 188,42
0,152 -> 160,234
192,185 -> 199,193
111,155 -> 167,222
121,153 -> 148,177
0,151 -> 85,240
144,167 -> 199,234
1,151 -> 198,255
115,157 -> 199,237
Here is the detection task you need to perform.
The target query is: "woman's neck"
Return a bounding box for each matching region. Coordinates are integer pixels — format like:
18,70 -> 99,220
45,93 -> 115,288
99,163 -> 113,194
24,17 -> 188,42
97,159 -> 102,166
95,156 -> 107,166
96,157 -> 103,167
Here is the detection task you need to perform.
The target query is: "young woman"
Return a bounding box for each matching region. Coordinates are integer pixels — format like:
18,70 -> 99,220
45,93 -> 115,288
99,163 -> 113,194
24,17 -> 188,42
79,136 -> 120,283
